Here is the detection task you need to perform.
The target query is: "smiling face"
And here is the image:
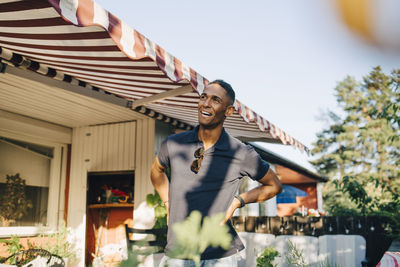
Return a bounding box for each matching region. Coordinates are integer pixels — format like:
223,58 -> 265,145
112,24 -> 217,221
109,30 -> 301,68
198,83 -> 234,129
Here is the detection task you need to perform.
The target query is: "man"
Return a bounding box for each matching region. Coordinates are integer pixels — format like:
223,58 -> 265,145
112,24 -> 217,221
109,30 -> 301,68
151,80 -> 282,266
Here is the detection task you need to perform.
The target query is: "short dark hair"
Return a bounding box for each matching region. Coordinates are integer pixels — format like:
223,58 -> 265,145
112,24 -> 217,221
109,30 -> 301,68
209,79 -> 235,105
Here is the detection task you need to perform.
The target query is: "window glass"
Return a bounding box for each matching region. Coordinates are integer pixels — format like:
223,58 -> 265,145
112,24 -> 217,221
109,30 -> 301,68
0,137 -> 52,227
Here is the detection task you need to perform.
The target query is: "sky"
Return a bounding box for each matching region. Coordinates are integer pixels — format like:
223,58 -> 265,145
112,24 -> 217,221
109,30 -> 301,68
95,0 -> 400,172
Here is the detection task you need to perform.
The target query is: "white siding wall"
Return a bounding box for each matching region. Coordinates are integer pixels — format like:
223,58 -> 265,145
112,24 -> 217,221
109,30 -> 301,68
68,127 -> 91,267
83,122 -> 136,172
133,119 -> 157,228
67,119 -> 156,266
68,121 -> 137,266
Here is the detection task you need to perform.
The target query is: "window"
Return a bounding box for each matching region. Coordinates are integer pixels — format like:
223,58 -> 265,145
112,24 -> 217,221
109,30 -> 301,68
0,135 -> 66,234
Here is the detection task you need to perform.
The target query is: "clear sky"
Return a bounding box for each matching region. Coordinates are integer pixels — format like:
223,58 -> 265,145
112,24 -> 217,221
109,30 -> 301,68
95,0 -> 400,172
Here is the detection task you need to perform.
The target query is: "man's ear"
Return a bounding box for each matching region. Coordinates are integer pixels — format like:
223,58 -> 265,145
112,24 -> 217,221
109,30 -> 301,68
225,105 -> 235,118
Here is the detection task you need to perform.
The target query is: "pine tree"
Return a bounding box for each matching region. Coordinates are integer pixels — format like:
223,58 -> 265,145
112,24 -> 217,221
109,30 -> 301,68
311,66 -> 400,215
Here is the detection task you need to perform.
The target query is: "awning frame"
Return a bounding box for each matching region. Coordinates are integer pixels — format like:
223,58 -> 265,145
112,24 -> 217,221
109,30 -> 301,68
0,0 -> 310,153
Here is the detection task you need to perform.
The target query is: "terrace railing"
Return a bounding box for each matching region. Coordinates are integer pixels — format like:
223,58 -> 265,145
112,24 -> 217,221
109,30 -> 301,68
231,216 -> 393,267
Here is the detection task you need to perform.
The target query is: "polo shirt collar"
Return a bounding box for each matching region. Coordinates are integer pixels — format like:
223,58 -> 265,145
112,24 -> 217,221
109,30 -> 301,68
184,125 -> 230,151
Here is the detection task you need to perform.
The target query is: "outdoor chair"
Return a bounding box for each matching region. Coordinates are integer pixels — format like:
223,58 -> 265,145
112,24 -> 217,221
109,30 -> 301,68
124,224 -> 167,255
0,248 -> 65,267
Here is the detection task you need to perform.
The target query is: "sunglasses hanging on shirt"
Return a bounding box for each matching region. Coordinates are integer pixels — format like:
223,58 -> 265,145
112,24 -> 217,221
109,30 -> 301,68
191,147 -> 204,174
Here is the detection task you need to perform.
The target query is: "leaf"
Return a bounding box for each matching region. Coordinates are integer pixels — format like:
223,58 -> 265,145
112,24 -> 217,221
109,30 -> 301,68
146,194 -> 156,207
170,211 -> 232,262
200,213 -> 231,251
154,206 -> 167,218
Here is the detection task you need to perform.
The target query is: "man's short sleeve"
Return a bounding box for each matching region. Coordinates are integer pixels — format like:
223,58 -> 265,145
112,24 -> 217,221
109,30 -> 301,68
157,138 -> 170,169
240,145 -> 270,181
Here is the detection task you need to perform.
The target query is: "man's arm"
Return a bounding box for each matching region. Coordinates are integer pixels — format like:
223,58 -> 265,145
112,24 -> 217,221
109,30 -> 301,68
223,168 -> 282,223
150,157 -> 170,222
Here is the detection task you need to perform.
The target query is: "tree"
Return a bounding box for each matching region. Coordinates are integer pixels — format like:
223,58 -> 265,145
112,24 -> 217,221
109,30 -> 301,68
370,68 -> 400,141
311,66 -> 400,215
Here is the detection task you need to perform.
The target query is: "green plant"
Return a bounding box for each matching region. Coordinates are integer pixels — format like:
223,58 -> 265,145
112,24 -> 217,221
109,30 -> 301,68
36,221 -> 77,261
0,235 -> 24,264
146,190 -> 168,249
121,211 -> 231,267
255,246 -> 279,267
285,240 -> 307,267
0,236 -> 36,265
284,240 -> 337,267
0,173 -> 32,226
334,175 -> 400,240
119,250 -> 141,267
0,223 -> 76,264
311,67 -> 400,215
146,190 -> 167,229
168,211 -> 232,267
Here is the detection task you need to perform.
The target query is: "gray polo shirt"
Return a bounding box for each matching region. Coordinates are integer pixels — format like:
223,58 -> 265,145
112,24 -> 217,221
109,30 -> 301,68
157,126 -> 270,260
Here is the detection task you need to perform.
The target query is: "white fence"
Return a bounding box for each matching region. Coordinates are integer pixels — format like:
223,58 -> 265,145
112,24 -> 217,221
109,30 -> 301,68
237,233 -> 366,267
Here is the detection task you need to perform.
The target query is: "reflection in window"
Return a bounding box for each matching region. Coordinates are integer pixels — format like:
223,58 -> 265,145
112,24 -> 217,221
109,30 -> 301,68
0,137 -> 52,227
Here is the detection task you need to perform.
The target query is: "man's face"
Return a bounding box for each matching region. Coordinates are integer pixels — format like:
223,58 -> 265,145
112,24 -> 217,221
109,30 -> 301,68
198,83 -> 233,129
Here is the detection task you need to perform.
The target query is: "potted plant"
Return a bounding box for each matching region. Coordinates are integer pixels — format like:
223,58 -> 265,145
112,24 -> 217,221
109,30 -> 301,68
36,221 -> 77,265
0,221 -> 77,266
0,173 -> 32,226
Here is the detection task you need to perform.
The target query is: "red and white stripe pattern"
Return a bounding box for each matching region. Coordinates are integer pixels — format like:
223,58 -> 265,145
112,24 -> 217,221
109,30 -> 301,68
0,0 -> 308,153
377,252 -> 400,267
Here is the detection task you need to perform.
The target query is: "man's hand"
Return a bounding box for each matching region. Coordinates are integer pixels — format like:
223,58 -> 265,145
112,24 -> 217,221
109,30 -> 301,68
222,197 -> 242,225
222,168 -> 282,225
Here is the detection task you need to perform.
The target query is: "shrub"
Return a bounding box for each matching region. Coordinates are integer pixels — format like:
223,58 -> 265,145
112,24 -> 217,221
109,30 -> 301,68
256,246 -> 279,267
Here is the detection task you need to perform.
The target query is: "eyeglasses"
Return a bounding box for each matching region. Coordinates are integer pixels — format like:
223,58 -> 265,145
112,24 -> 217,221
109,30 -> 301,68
190,147 -> 204,174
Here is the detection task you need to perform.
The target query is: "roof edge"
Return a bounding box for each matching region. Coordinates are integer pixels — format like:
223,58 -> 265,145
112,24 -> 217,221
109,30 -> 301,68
249,142 -> 328,182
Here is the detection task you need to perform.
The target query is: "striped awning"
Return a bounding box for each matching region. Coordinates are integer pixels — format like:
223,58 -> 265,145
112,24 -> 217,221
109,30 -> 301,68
0,0 -> 308,153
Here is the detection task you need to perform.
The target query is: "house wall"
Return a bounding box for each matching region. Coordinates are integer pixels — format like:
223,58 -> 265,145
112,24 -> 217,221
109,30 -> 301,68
82,123 -> 136,172
67,119 -> 156,267
277,183 -> 318,216
0,110 -> 157,266
296,183 -> 318,210
131,119 -> 175,230
134,119 -> 156,212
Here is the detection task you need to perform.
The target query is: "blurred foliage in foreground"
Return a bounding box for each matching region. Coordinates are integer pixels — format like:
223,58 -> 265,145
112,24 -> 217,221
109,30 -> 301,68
169,211 -> 231,266
121,211 -> 231,267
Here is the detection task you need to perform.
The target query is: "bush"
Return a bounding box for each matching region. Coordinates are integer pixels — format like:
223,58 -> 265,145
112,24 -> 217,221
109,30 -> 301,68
256,246 -> 279,267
